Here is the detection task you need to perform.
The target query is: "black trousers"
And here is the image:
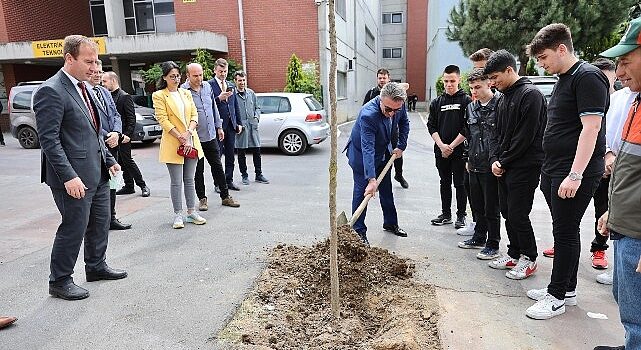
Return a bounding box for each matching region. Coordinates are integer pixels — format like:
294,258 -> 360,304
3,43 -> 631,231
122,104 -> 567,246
465,170 -> 478,222
237,147 -> 263,177
541,174 -> 600,300
435,156 -> 467,217
591,176 -> 610,252
469,171 -> 501,249
108,145 -> 119,220
50,179 -> 110,284
499,168 -> 539,261
407,100 -> 416,111
217,124 -> 237,184
118,141 -> 147,189
196,139 -> 229,200
391,127 -> 403,177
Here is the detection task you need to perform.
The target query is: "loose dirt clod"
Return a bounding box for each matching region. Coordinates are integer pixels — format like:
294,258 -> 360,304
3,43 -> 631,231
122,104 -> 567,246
218,226 -> 441,350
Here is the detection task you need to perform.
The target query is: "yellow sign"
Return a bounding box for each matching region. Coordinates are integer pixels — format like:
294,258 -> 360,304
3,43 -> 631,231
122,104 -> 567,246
183,0 -> 196,2
32,37 -> 107,58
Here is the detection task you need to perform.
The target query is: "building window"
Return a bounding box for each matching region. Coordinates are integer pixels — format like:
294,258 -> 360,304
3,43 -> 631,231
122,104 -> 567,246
365,26 -> 375,51
90,0 -> 108,36
382,12 -> 403,24
335,0 -> 346,20
122,0 -> 176,35
383,48 -> 403,59
337,71 -> 347,99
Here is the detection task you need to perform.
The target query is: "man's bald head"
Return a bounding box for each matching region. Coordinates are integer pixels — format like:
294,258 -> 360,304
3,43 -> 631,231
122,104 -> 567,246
186,62 -> 204,88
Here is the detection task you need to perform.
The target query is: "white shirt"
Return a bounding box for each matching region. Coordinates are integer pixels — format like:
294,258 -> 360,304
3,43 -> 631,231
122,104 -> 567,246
61,68 -> 84,99
606,87 -> 637,155
214,76 -> 226,91
169,91 -> 186,123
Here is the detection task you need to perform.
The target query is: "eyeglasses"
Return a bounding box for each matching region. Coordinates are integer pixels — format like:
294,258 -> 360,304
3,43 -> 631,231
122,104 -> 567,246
382,103 -> 402,113
167,74 -> 181,80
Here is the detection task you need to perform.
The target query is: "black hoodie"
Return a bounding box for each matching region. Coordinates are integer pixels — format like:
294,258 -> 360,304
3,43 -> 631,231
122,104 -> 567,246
489,77 -> 547,170
427,89 -> 472,158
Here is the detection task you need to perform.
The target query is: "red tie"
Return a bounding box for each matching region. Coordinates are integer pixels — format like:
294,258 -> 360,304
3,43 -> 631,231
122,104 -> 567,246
77,82 -> 99,130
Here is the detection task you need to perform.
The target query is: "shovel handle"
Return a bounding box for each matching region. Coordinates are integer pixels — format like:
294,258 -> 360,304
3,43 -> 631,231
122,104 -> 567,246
349,153 -> 398,227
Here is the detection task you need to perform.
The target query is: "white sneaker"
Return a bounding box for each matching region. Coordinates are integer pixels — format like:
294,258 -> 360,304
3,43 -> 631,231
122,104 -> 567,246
506,255 -> 537,280
488,255 -> 518,270
526,288 -> 577,306
526,293 -> 566,320
173,214 -> 184,229
596,271 -> 613,285
456,221 -> 476,236
185,212 -> 207,225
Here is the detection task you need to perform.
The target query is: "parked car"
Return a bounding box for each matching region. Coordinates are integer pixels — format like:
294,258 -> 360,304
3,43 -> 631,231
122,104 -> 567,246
528,75 -> 558,103
255,92 -> 329,156
8,81 -> 161,149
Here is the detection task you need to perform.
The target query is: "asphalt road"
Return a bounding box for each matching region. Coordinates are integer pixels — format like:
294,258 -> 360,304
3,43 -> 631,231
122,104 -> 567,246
0,114 -> 624,349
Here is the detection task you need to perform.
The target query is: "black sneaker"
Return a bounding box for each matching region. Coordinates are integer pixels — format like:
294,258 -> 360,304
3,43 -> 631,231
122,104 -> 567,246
458,238 -> 485,249
454,215 -> 467,229
431,214 -> 452,226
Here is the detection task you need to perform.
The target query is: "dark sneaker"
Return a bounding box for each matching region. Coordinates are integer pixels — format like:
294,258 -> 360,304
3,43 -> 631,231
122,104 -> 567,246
255,174 -> 270,184
431,214 -> 452,226
394,174 -> 409,189
458,238 -> 485,249
477,247 -> 500,260
241,175 -> 250,185
454,215 -> 467,229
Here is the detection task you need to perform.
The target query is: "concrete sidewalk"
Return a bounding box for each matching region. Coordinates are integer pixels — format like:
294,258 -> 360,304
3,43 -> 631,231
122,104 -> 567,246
0,112 -> 624,349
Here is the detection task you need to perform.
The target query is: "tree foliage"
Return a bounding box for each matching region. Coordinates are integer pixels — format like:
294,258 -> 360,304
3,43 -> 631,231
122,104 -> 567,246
192,48 -> 215,80
284,54 -> 322,102
447,0 -> 636,73
285,54 -> 304,93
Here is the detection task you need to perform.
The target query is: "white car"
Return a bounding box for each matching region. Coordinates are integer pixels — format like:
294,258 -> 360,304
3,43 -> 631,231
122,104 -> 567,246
255,92 -> 329,156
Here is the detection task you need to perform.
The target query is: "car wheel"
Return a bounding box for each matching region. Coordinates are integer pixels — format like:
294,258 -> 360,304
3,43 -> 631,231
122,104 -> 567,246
279,129 -> 307,156
141,139 -> 156,144
17,126 -> 40,149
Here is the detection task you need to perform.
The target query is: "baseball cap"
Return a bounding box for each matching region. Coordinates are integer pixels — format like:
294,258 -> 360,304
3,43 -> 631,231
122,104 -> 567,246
601,17 -> 641,58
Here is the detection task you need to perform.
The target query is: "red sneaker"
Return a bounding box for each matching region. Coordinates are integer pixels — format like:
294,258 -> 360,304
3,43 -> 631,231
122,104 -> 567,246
592,250 -> 609,269
543,247 -> 554,258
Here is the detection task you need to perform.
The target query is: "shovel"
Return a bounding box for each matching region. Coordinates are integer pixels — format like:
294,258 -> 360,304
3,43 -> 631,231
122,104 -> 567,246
337,153 -> 398,227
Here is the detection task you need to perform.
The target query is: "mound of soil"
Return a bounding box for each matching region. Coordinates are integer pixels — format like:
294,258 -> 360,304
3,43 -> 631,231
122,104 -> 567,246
218,226 -> 441,350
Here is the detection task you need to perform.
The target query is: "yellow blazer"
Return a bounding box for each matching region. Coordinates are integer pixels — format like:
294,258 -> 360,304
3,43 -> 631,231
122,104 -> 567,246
152,88 -> 203,164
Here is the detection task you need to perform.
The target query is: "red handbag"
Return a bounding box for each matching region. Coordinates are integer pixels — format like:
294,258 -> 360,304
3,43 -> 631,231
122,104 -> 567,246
177,145 -> 198,159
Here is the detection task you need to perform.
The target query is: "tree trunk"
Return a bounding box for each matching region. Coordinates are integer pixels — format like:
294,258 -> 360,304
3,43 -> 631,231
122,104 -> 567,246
519,51 -> 529,76
327,0 -> 340,319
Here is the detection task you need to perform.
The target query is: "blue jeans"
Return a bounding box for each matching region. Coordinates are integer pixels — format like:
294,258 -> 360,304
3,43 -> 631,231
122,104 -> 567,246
612,234 -> 641,349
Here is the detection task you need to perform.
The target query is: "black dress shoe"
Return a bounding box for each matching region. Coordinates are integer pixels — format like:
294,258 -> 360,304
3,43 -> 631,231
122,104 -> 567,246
115,187 -> 135,195
140,186 -> 150,197
86,266 -> 128,282
110,218 -> 132,230
227,182 -> 241,191
49,281 -> 89,300
394,174 -> 409,189
383,224 -> 408,237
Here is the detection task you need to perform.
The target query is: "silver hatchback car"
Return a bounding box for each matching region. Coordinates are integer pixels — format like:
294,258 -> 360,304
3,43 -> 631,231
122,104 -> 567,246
255,92 -> 329,156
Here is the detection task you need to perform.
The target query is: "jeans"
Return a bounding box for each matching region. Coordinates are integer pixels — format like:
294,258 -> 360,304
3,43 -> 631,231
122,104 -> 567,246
498,167 -> 540,261
540,174 -> 600,300
195,139 -> 229,200
435,156 -> 467,217
591,176 -> 610,252
118,141 -> 147,189
237,147 -> 263,177
612,235 -> 641,349
166,158 -> 198,213
351,156 -> 398,235
469,171 -> 500,249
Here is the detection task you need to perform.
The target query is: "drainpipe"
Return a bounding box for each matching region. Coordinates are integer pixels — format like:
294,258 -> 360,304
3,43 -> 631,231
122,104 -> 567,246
237,0 -> 248,79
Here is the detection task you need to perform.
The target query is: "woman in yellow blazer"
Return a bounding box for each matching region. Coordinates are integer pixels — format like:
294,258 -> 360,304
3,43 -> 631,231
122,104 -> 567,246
153,61 -> 206,229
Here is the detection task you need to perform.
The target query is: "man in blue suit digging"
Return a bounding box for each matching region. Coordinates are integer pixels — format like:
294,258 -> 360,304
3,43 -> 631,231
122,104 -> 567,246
345,82 -> 410,244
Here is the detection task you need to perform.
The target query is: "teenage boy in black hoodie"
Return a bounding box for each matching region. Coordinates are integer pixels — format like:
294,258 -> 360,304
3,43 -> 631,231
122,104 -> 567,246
483,50 -> 546,281
524,23 -> 608,321
428,65 -> 471,228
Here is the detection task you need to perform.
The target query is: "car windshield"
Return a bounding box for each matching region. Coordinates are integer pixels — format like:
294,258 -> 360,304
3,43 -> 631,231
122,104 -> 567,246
304,96 -> 323,111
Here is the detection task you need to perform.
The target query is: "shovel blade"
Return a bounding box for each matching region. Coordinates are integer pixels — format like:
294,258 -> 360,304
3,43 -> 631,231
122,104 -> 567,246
337,211 -> 348,226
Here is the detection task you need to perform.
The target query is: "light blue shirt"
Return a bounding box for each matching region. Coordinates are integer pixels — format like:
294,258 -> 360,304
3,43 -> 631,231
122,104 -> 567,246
606,87 -> 636,155
181,81 -> 221,142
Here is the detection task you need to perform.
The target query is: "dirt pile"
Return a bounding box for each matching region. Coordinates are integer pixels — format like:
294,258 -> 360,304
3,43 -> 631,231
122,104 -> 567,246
218,226 -> 441,350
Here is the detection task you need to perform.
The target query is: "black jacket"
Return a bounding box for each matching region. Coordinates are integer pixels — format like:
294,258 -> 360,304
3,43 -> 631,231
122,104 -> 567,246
363,86 -> 381,105
111,88 -> 136,137
465,92 -> 501,173
427,89 -> 472,158
490,77 -> 546,170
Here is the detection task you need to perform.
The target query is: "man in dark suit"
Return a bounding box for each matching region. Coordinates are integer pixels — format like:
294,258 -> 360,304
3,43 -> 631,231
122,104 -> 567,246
102,71 -> 151,198
88,61 -> 131,230
209,58 -> 243,191
34,35 -> 127,301
346,82 -> 410,244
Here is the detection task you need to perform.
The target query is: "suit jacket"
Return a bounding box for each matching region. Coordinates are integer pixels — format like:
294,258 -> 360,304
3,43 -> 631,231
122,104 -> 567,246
111,88 -> 136,137
209,78 -> 242,130
346,96 -> 410,180
90,84 -> 122,137
152,87 -> 203,164
34,69 -> 116,190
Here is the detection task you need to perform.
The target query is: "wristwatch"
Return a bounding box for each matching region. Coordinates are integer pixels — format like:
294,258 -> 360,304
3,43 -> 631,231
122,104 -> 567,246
568,172 -> 583,181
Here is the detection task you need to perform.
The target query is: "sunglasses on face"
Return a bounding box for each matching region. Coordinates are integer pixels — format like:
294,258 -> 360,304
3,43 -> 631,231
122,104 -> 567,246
382,104 -> 402,113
